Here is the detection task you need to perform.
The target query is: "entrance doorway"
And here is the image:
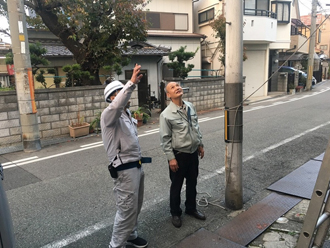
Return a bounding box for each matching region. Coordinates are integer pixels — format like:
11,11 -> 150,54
125,70 -> 148,106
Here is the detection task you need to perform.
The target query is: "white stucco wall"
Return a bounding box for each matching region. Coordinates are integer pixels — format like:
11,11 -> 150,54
116,57 -> 161,99
243,44 -> 269,97
269,23 -> 291,49
193,0 -> 223,32
193,0 -> 223,75
147,37 -> 202,78
243,16 -> 277,43
145,0 -> 194,33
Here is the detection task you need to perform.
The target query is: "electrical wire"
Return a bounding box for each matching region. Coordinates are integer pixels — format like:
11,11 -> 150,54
242,13 -> 330,104
224,13 -> 330,202
299,0 -> 312,12
196,192 -> 227,210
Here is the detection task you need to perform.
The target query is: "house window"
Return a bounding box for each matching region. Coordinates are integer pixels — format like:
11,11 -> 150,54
320,45 -> 328,50
271,1 -> 290,23
198,8 -> 214,24
244,0 -> 269,16
145,12 -> 188,31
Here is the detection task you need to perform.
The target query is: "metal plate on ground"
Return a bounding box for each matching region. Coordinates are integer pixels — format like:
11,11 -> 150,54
267,160 -> 321,199
323,240 -> 330,248
2,166 -> 41,191
216,193 -> 301,246
175,228 -> 245,248
313,152 -> 325,162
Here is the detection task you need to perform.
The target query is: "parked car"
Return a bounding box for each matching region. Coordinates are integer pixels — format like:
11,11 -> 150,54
298,70 -> 316,86
278,66 -> 316,87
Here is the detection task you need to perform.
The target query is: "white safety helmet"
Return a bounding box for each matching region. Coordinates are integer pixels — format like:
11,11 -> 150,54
104,80 -> 124,103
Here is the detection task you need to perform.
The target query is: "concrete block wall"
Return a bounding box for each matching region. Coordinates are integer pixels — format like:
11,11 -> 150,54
179,78 -> 225,111
278,72 -> 288,92
0,84 -> 138,147
0,78 -> 241,147
165,77 -> 245,112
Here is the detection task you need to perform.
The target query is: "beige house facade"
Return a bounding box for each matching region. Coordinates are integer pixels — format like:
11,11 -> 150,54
194,0 -> 298,97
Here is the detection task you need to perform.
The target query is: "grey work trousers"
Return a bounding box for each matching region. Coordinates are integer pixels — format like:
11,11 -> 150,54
109,166 -> 144,248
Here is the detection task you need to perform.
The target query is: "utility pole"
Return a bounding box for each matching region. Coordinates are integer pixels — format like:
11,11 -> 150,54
8,0 -> 41,151
224,0 -> 243,210
306,0 -> 317,91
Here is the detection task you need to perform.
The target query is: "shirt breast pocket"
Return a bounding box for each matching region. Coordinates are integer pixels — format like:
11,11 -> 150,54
121,119 -> 133,136
170,118 -> 186,131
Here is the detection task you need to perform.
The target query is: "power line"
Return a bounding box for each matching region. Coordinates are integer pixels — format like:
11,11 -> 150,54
299,0 -> 312,13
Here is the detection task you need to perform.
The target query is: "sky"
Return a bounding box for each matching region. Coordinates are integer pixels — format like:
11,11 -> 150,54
1,0 -> 330,44
299,0 -> 330,15
0,16 -> 9,43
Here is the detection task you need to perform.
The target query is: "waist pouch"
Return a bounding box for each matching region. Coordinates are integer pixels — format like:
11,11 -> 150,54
108,157 -> 152,179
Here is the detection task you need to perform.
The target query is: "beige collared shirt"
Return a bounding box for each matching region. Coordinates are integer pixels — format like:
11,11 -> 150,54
159,100 -> 203,161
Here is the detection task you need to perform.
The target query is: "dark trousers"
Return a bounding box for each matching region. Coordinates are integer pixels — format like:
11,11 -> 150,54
169,150 -> 199,216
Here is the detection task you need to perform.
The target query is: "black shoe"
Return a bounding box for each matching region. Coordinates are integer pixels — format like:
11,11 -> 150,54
185,210 -> 206,220
171,215 -> 182,228
127,237 -> 148,248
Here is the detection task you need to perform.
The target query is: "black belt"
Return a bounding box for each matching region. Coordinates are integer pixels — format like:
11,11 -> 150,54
116,161 -> 141,172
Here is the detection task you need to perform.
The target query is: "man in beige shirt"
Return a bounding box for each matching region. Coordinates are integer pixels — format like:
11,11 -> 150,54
159,81 -> 205,228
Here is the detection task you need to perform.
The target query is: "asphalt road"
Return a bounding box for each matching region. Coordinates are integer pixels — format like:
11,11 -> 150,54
1,81 -> 330,248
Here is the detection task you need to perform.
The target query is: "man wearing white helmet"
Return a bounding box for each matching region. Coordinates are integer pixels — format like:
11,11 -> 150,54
101,64 -> 147,248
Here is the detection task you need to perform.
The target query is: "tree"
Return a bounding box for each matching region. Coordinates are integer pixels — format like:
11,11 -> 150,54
0,0 -> 149,85
5,42 -> 60,88
103,56 -> 130,80
211,15 -> 247,68
62,64 -> 92,87
166,46 -> 198,79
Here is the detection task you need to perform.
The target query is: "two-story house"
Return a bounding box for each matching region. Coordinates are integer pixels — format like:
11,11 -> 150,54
23,0 -> 205,104
301,13 -> 329,79
0,38 -> 12,88
117,0 -> 205,103
194,0 -> 296,97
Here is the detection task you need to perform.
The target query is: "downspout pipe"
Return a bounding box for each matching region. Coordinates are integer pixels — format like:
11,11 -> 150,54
156,56 -> 163,100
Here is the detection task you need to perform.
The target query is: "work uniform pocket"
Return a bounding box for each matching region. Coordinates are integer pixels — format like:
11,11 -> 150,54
113,172 -> 134,212
120,118 -> 134,136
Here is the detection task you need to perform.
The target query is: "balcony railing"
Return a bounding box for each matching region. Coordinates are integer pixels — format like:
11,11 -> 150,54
244,8 -> 277,19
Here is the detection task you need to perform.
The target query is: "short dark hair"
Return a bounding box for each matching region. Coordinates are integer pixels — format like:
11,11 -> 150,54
105,77 -> 111,85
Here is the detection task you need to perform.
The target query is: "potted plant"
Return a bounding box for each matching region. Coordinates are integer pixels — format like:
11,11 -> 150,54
131,106 -> 150,127
288,83 -> 295,95
90,111 -> 102,134
68,111 -> 90,138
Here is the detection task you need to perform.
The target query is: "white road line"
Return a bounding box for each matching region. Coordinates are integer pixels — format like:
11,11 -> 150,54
199,117 -> 210,121
145,128 -> 159,133
80,141 -> 103,148
6,87 -> 330,169
39,119 -> 330,248
249,96 -> 288,105
1,156 -> 38,166
40,194 -> 166,248
3,145 -> 103,169
40,218 -> 113,248
243,121 -> 330,162
138,131 -> 160,137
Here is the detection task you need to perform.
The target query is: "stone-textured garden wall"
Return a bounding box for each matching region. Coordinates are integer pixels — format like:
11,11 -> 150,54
165,77 -> 244,111
0,85 -> 138,147
0,77 -> 244,148
179,78 -> 225,111
277,72 -> 288,92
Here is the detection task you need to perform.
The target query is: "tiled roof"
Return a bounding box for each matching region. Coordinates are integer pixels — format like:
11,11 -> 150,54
35,40 -> 171,57
42,45 -> 73,57
148,32 -> 206,39
123,41 -> 171,56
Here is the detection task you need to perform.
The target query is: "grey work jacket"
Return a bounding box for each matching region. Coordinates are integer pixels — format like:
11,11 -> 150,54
101,81 -> 141,167
159,100 -> 203,161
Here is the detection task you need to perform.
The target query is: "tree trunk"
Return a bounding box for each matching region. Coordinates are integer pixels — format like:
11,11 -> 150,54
81,62 -> 101,85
